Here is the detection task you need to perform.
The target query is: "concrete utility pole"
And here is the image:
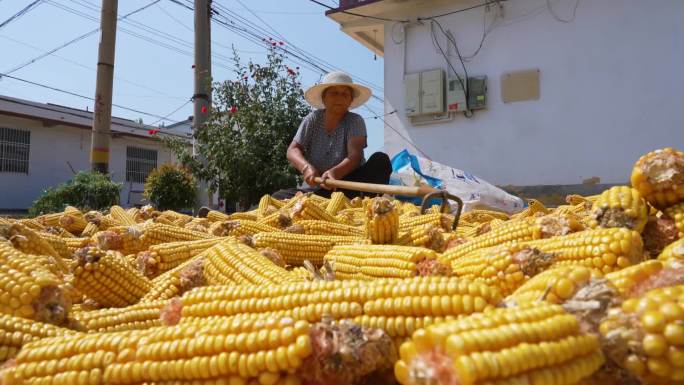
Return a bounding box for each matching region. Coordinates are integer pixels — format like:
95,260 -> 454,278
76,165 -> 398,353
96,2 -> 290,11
194,0 -> 212,208
90,0 -> 118,174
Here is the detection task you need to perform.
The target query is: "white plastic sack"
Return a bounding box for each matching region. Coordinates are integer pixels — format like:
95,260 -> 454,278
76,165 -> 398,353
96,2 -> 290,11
389,149 -> 525,214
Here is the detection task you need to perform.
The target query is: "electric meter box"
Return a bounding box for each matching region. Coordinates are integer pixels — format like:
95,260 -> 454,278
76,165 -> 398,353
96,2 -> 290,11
404,72 -> 420,117
447,77 -> 467,112
467,75 -> 488,110
404,69 -> 445,116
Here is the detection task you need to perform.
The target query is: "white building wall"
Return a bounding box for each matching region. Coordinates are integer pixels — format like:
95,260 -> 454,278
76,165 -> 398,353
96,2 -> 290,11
383,0 -> 684,186
0,115 -> 178,210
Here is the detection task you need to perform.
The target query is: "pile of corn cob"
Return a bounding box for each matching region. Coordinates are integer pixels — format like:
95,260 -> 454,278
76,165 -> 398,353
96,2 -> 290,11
1,147 -> 683,385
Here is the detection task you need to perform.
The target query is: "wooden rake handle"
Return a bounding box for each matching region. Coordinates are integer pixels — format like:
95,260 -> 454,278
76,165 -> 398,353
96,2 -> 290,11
312,177 -> 438,198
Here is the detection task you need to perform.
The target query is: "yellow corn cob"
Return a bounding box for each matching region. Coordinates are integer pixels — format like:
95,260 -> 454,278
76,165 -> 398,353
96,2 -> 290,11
365,197 -> 399,244
14,218 -> 44,232
250,232 -> 369,266
510,198 -> 551,221
442,218 -> 543,263
336,208 -> 365,226
604,260 -> 664,297
257,210 -> 294,229
179,276 -> 501,325
506,265 -> 598,305
141,255 -> 206,302
109,205 -> 138,226
664,201 -> 684,238
35,231 -> 71,258
326,191 -> 349,215
451,245 -> 557,296
204,241 -> 300,286
0,223 -> 61,261
567,194 -> 592,206
398,224 -> 445,251
71,246 -> 152,307
182,221 -> 209,234
460,209 -> 510,223
589,186 -> 649,233
0,313 -> 78,362
0,241 -> 70,325
399,213 -> 453,233
71,300 -> 166,332
35,212 -> 62,227
0,317 -> 315,385
140,223 -> 214,247
62,236 -> 90,253
394,302 -> 604,385
80,221 -> 99,237
324,244 -> 449,280
290,196 -> 339,223
521,227 -> 644,273
135,237 -> 229,277
658,238 -> 684,261
285,220 -> 364,237
631,147 -> 684,208
206,209 -> 230,222
84,210 -> 119,230
222,220 -> 280,237
91,226 -> 147,254
600,284 -> 684,384
256,194 -> 284,218
43,225 -> 76,238
58,207 -> 88,234
290,266 -> 314,281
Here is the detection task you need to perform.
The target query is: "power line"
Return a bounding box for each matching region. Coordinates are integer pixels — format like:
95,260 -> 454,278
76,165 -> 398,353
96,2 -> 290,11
0,0 -> 43,30
362,105 -> 432,160
38,0 -> 239,72
4,0 -> 160,75
0,34 -> 187,101
211,0 -> 384,93
0,72 -> 183,123
150,99 -> 192,125
307,0 -> 408,23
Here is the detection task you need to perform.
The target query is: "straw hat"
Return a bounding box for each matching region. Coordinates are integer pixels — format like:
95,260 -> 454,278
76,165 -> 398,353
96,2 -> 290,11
304,71 -> 372,110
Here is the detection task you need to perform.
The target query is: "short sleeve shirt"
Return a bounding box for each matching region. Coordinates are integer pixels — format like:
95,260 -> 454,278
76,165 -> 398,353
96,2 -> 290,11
293,109 -> 367,174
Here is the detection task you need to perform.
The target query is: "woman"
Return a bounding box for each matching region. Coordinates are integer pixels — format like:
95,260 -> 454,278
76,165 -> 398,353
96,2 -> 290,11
273,71 -> 392,200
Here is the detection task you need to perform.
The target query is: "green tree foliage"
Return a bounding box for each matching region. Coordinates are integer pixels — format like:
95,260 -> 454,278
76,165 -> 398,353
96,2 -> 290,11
166,45 -> 310,208
29,172 -> 121,216
143,163 -> 196,211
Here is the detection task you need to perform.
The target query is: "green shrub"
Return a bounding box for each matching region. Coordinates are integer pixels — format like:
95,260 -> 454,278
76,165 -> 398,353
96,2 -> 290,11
29,172 -> 122,216
143,164 -> 196,211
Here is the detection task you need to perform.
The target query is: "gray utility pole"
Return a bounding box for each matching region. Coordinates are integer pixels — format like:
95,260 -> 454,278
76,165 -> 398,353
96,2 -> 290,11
90,0 -> 118,174
194,0 -> 212,208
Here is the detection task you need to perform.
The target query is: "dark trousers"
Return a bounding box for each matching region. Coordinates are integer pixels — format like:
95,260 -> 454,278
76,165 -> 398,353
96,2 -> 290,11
272,152 -> 393,200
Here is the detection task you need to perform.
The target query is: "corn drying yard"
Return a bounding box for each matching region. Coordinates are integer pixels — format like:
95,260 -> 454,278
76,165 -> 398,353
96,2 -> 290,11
0,147 -> 682,385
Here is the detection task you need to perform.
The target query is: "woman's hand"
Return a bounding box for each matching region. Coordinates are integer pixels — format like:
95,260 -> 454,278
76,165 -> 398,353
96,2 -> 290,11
303,164 -> 320,186
320,169 -> 339,190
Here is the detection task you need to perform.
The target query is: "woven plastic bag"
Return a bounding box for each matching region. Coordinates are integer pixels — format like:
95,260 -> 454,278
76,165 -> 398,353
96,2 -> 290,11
389,149 -> 524,214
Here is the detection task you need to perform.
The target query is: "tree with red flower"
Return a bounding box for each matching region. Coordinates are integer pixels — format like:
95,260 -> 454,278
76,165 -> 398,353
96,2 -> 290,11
165,44 -> 310,209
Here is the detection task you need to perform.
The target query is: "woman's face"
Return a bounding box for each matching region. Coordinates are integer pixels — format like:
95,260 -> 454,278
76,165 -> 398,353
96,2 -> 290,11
322,86 -> 353,114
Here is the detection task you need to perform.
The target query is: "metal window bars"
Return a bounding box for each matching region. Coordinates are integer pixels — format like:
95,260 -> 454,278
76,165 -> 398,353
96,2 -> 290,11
0,127 -> 30,174
126,146 -> 157,183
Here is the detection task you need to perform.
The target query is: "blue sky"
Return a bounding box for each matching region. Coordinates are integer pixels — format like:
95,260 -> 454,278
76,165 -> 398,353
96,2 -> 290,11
0,0 -> 384,154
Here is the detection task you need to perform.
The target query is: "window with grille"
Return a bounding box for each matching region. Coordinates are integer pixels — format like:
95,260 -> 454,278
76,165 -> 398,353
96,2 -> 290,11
0,127 -> 30,174
126,146 -> 157,183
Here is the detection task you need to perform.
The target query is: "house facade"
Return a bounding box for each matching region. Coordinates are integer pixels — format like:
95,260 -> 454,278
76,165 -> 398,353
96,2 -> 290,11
0,95 -> 192,211
326,0 -> 684,195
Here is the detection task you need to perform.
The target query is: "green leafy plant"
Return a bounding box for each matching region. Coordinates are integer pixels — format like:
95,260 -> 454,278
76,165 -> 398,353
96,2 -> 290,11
166,44 -> 310,209
29,172 -> 122,216
143,163 -> 196,211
